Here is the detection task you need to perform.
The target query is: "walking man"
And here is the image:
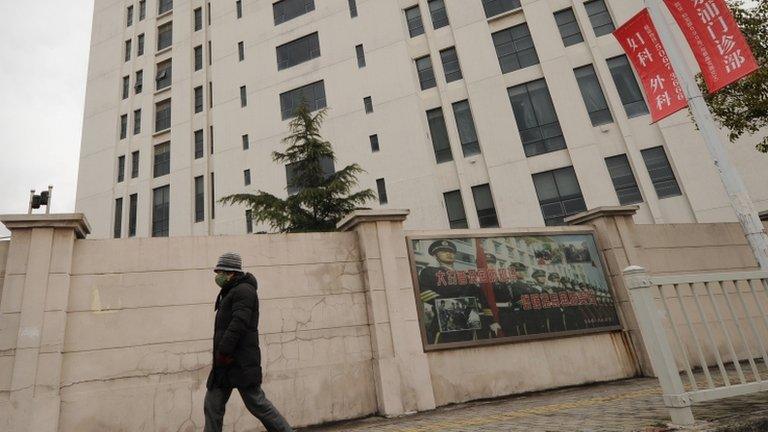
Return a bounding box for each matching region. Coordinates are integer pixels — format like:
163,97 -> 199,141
204,252 -> 294,432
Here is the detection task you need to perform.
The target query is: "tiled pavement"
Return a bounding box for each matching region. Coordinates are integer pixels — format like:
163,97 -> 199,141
300,375 -> 768,432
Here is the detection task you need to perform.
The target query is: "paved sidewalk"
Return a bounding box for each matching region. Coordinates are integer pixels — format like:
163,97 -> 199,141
301,376 -> 768,432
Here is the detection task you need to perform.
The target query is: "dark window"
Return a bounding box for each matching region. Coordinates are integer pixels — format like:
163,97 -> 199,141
415,56 -> 436,90
120,114 -> 128,139
245,210 -> 253,233
208,41 -> 212,65
607,55 -> 649,118
574,64 -> 613,126
156,59 -> 172,90
440,47 -> 462,82
208,82 -> 213,108
426,108 -> 453,163
207,3 -> 211,25
533,166 -> 587,226
137,33 -> 145,56
153,142 -> 171,178
472,184 -> 499,228
152,185 -> 170,237
135,70 -> 143,93
443,190 -> 468,229
194,86 -> 203,113
114,198 -> 123,238
194,7 -> 203,31
127,5 -> 134,26
128,194 -> 137,237
405,6 -> 424,38
244,169 -> 251,186
159,0 -> 173,15
273,0 -> 315,25
194,129 -> 204,159
240,86 -> 248,107
641,146 -> 682,198
242,134 -> 250,150
428,0 -> 449,29
238,41 -> 245,61
355,44 -> 366,68
210,172 -> 215,219
155,99 -> 171,131
117,155 -> 125,182
492,23 -> 539,74
122,76 -> 130,99
554,8 -> 583,47
482,0 -> 521,18
276,32 -> 320,70
195,176 -> 204,222
139,0 -> 146,20
210,125 -> 215,154
279,80 -> 326,120
584,0 -> 615,37
157,22 -> 173,51
508,78 -> 566,157
376,178 -> 388,204
452,100 -> 480,157
363,96 -> 373,113
125,40 -> 132,62
131,151 -> 139,178
285,157 -> 334,195
369,134 -> 379,152
348,0 -> 358,18
236,0 -> 243,18
605,154 -> 643,205
194,45 -> 203,70
133,109 -> 141,135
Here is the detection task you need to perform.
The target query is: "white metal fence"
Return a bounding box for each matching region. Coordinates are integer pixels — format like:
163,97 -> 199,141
624,266 -> 768,425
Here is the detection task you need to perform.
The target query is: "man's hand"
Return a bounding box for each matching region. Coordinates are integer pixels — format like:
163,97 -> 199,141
215,353 -> 234,366
490,323 -> 502,337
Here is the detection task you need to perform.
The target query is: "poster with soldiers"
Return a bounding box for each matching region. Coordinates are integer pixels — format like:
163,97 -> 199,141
408,232 -> 621,350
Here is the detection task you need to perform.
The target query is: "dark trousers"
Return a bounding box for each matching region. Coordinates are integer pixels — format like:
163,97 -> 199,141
204,386 -> 293,432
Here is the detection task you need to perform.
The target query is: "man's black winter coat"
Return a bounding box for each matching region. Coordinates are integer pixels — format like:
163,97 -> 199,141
207,272 -> 262,390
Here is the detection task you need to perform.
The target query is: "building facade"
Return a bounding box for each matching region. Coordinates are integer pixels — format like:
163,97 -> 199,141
76,0 -> 768,238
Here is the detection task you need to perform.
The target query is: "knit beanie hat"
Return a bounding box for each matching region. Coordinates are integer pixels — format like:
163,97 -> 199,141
214,252 -> 244,273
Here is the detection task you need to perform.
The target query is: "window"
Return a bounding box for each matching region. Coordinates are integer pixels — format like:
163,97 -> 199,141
574,64 -> 613,126
273,0 -> 315,25
194,129 -> 204,158
155,99 -> 171,132
508,79 -> 566,157
120,114 -> 128,139
348,0 -> 358,18
208,82 -> 213,108
584,0 -> 615,37
127,5 -> 134,27
607,55 -> 649,118
114,198 -> 123,238
405,6 -> 424,38
415,56 -> 436,90
159,0 -> 173,15
440,47 -> 462,83
426,108 -> 453,163
210,172 -> 215,219
125,39 -> 132,62
285,157 -> 334,195
135,70 -> 143,94
137,33 -> 145,56
276,32 -> 320,70
194,86 -> 203,113
156,59 -> 172,90
472,184 -> 499,228
428,0 -> 449,29
152,185 -> 170,237
605,155 -> 643,205
238,41 -> 245,61
554,8 -> 583,47
369,134 -> 380,152
280,80 -> 326,120
133,109 -> 141,135
236,0 -> 243,18
195,176 -> 205,222
482,0 -> 521,18
452,100 -> 481,157
131,151 -> 140,178
492,23 -> 539,74
157,22 -> 173,51
117,155 -> 125,182
194,7 -> 202,31
244,169 -> 251,186
376,179 -> 388,205
207,3 -> 211,26
139,0 -> 146,20
208,41 -> 212,65
128,194 -> 137,237
533,166 -> 587,226
240,86 -> 248,107
245,210 -> 253,233
153,142 -> 171,178
443,190 -> 468,229
641,146 -> 682,198
194,45 -> 203,71
242,134 -> 250,150
355,44 -> 366,68
122,76 -> 130,99
363,96 -> 373,113
210,125 -> 214,153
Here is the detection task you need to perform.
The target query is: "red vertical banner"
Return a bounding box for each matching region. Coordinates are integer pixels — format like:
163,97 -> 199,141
664,0 -> 758,93
614,9 -> 688,123
474,239 -> 501,328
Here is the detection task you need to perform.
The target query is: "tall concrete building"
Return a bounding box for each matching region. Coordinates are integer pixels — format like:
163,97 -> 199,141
76,0 -> 768,238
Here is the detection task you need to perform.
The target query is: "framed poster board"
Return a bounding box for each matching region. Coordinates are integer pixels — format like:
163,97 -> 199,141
407,230 -> 621,351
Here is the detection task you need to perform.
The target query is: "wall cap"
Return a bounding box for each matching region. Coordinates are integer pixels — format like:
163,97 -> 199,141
337,209 -> 410,231
565,206 -> 639,225
0,213 -> 91,239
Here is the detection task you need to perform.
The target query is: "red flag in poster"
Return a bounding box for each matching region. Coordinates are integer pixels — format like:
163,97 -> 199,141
613,9 -> 688,123
664,0 -> 758,93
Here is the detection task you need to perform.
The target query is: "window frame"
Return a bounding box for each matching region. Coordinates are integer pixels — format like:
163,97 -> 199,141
273,0 -> 316,25
606,55 -> 649,118
554,8 -> 584,47
415,55 -> 437,90
492,23 -> 539,74
157,22 -> 173,51
152,185 -> 170,237
276,32 -> 321,71
440,47 -> 463,83
153,141 -> 171,178
426,107 -> 453,163
584,0 -> 615,37
452,100 -> 481,157
405,6 -> 425,38
482,0 -> 521,19
507,78 -> 566,157
443,190 -> 468,229
471,184 -> 499,228
641,146 -> 682,199
154,99 -> 172,132
428,0 -> 449,29
532,166 -> 587,226
574,64 -> 613,126
605,154 -> 643,205
279,80 -> 327,120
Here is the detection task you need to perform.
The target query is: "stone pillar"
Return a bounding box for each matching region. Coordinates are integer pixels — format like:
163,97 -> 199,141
0,214 -> 90,432
338,210 -> 436,416
565,206 -> 652,375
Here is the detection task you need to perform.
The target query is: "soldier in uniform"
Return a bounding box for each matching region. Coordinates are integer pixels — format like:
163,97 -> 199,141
418,240 -> 501,344
526,269 -> 551,334
546,272 -> 566,332
485,253 -> 516,337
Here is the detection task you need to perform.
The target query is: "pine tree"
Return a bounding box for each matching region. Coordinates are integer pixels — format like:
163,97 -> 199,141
220,104 -> 375,233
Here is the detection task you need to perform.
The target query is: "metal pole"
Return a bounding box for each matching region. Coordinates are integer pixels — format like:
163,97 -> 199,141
46,185 -> 53,215
644,0 -> 768,270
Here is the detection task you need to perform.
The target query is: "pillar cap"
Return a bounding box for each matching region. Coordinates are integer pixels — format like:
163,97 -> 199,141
0,213 -> 91,239
337,209 -> 410,232
564,205 -> 639,225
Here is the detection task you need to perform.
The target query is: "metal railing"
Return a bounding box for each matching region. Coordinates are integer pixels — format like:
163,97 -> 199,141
624,266 -> 768,425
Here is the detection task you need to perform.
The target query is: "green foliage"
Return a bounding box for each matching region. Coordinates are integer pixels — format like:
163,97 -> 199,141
220,104 -> 375,233
697,0 -> 768,152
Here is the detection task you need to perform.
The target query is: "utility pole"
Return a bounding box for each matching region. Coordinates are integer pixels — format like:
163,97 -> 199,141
645,0 -> 768,270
